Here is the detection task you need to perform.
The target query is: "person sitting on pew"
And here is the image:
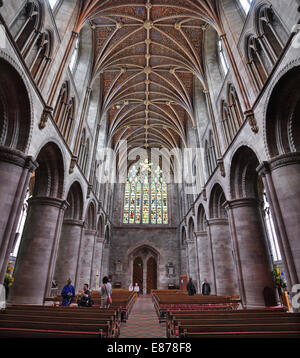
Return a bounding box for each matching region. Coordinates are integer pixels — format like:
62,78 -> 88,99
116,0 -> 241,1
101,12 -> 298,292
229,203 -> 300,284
187,278 -> 197,296
201,279 -> 211,296
61,278 -> 75,306
77,284 -> 93,307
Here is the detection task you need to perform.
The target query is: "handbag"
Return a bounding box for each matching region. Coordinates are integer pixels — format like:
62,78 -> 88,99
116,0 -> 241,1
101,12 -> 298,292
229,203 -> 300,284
104,284 -> 112,305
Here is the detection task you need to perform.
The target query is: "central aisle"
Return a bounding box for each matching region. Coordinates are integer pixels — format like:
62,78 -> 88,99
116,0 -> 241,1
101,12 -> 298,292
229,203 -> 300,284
119,295 -> 166,338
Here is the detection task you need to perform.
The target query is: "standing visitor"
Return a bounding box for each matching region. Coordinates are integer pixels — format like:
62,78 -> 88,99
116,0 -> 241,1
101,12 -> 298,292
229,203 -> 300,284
134,282 -> 140,296
202,279 -> 211,296
100,276 -> 112,308
187,278 -> 196,296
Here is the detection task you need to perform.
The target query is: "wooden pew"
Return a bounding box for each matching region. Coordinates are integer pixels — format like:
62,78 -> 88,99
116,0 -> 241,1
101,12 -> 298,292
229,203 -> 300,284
1,290 -> 137,338
165,309 -> 300,338
152,292 -> 241,322
0,305 -> 119,338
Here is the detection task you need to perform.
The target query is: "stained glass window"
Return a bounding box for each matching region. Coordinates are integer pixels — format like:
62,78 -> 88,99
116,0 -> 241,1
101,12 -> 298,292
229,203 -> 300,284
123,159 -> 168,224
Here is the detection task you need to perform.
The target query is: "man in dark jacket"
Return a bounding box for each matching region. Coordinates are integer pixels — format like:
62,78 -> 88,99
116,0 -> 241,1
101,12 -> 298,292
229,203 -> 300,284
202,279 -> 211,296
77,284 -> 92,307
187,278 -> 197,296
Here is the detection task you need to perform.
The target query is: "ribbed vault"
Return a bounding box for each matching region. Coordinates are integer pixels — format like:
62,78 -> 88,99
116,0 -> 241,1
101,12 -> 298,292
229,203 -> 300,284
77,0 -> 222,151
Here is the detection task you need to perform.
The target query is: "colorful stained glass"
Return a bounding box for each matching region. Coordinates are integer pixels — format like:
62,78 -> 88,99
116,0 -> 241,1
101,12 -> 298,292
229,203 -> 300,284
123,161 -> 168,225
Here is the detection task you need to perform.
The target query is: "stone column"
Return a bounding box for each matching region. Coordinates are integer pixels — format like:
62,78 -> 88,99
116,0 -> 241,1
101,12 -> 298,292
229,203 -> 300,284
195,231 -> 215,294
76,229 -> 96,291
90,237 -> 104,290
9,197 -> 67,304
258,153 -> 300,289
180,246 -> 188,275
101,243 -> 110,278
54,219 -> 84,291
227,198 -> 274,308
208,218 -> 238,295
186,239 -> 198,291
0,147 -> 37,282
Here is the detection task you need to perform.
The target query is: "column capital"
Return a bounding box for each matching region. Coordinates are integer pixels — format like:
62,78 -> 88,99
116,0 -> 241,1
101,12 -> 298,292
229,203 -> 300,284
28,196 -> 69,210
256,161 -> 271,177
63,219 -> 84,227
269,152 -> 300,171
207,218 -> 228,226
186,239 -> 195,245
0,146 -> 29,168
84,229 -> 97,236
226,197 -> 260,209
194,231 -> 208,237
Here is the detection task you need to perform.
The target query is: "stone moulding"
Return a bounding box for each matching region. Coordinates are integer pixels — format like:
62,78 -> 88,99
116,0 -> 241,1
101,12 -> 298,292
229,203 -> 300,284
269,152 -> 300,171
0,146 -> 37,170
27,196 -> 68,210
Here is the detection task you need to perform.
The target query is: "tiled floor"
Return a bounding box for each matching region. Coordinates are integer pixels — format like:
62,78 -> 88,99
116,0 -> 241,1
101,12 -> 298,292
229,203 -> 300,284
119,295 -> 166,338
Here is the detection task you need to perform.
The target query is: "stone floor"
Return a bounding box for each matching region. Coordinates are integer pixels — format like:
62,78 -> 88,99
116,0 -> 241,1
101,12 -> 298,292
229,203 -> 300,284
119,295 -> 166,338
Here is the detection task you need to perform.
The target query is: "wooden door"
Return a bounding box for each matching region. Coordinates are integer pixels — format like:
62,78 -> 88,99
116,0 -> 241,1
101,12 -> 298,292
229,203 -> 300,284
133,257 -> 143,293
146,257 -> 157,294
180,274 -> 188,290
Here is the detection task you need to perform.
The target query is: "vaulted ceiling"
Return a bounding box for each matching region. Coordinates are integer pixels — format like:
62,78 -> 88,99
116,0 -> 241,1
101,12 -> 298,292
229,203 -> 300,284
81,0 -> 222,151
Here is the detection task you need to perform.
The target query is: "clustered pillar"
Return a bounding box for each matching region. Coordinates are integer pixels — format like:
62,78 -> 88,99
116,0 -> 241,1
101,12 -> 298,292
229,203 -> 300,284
54,219 -> 84,290
0,147 -> 37,283
9,197 -> 67,304
195,231 -> 215,295
208,218 -> 238,296
227,198 -> 274,308
258,153 -> 300,290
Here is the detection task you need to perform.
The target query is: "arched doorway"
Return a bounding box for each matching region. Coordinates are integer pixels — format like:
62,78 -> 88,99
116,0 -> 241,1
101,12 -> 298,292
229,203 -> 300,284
133,257 -> 143,293
146,257 -> 157,294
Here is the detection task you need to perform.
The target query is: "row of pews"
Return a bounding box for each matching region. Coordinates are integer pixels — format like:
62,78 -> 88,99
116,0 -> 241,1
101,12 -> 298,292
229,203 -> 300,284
152,290 -> 300,338
166,309 -> 300,338
152,290 -> 241,322
0,290 -> 136,338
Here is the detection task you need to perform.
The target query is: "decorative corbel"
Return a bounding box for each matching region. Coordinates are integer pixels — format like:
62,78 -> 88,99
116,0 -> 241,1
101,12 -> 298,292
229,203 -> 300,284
202,187 -> 207,201
86,184 -> 92,199
245,109 -> 259,133
217,158 -> 226,177
69,155 -> 77,174
39,105 -> 53,130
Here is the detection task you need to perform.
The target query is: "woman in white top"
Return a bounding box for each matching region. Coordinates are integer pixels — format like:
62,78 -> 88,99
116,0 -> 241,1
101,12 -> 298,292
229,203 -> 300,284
129,283 -> 133,292
134,283 -> 140,296
100,276 -> 112,308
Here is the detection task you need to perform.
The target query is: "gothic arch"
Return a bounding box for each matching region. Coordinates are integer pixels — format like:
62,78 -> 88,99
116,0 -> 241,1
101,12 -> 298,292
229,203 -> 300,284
188,216 -> 195,241
85,201 -> 96,230
10,1 -> 44,56
33,142 -> 65,199
97,214 -> 105,238
230,145 -> 260,199
209,183 -> 227,219
196,203 -> 207,232
64,181 -> 83,221
0,57 -> 32,152
265,65 -> 300,158
181,226 -> 187,246
255,3 -> 288,62
104,225 -> 110,245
